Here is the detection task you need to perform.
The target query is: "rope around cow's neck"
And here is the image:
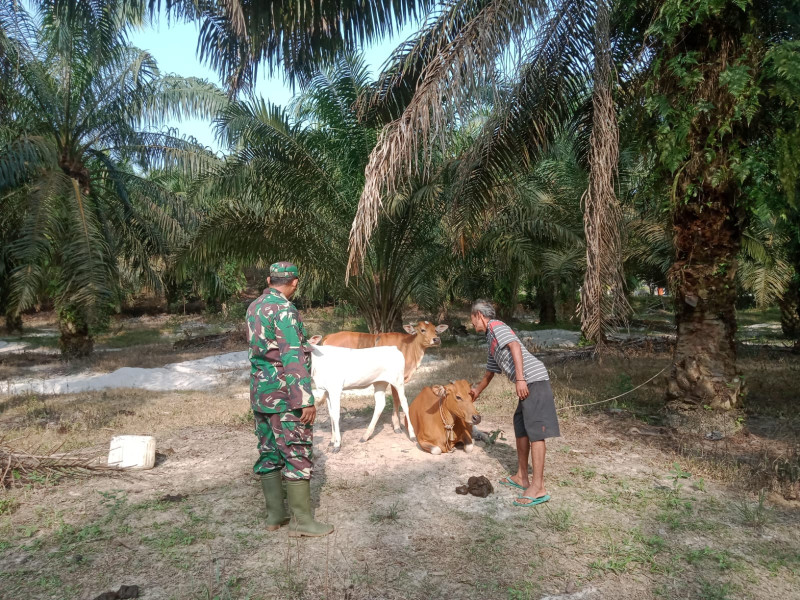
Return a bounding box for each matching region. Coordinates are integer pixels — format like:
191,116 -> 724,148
438,396 -> 457,452
555,366 -> 668,412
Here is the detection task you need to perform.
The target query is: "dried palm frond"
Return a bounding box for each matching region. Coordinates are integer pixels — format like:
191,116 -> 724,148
348,0 -> 597,276
347,0 -> 553,278
0,436 -> 119,489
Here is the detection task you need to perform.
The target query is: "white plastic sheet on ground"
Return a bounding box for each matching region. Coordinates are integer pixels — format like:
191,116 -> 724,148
2,350 -> 454,398
2,327 -> 589,397
516,329 -> 582,347
0,341 -> 30,354
4,351 -> 249,395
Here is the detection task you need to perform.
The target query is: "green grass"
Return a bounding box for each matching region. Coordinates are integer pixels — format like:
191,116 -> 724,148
56,522 -> 105,549
685,547 -> 739,571
15,333 -> 59,349
369,501 -> 402,524
542,507 -> 574,532
736,306 -> 781,326
754,541 -> 800,576
194,571 -> 248,600
588,529 -> 666,575
97,328 -> 166,348
735,489 -> 770,528
0,498 -> 19,516
142,526 -> 204,550
697,579 -> 739,600
266,565 -> 308,599
506,579 -> 541,600
569,466 -> 597,481
467,517 -> 508,568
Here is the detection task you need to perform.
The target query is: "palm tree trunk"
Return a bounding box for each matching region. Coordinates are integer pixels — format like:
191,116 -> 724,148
58,313 -> 94,359
580,0 -> 628,346
496,271 -> 520,321
537,283 -> 557,326
4,312 -> 23,334
780,236 -> 800,346
779,283 -> 799,340
667,189 -> 743,409
386,309 -> 403,333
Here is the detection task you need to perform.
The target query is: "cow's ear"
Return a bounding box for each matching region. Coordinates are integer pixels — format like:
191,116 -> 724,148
432,385 -> 446,398
403,324 -> 417,335
435,324 -> 449,333
308,335 -> 323,345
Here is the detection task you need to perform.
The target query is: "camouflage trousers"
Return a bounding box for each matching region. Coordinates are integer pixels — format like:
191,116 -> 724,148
253,409 -> 313,480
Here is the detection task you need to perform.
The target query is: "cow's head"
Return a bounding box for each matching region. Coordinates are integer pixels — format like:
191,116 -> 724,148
403,320 -> 449,347
432,380 -> 481,426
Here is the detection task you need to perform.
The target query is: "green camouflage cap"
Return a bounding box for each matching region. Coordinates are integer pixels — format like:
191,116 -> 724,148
270,261 -> 299,278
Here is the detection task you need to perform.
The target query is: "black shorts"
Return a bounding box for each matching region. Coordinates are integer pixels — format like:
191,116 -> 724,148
513,380 -> 561,441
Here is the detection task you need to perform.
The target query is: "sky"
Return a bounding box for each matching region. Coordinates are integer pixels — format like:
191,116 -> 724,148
128,17 -> 418,153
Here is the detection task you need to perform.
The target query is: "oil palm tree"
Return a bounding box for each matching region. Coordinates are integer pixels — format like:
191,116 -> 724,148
35,0 -> 432,90
474,134 -> 586,321
345,0 -> 800,410
183,54 -> 450,332
0,2 -> 228,356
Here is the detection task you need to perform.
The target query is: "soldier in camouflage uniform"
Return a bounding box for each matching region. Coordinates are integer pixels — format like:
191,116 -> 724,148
246,262 -> 333,537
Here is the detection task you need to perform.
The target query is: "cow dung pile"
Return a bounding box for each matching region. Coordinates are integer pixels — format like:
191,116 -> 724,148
455,475 -> 494,498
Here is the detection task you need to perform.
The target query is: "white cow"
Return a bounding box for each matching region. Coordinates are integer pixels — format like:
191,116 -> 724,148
308,336 -> 415,452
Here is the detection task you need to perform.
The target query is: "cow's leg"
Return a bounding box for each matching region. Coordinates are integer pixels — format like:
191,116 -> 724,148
462,431 -> 474,453
327,390 -> 342,453
390,385 -> 402,433
313,389 -> 334,444
394,382 -> 416,442
419,441 -> 441,455
361,385 -> 386,443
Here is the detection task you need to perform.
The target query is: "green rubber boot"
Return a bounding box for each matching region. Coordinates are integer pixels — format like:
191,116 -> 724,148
286,479 -> 334,538
260,471 -> 289,531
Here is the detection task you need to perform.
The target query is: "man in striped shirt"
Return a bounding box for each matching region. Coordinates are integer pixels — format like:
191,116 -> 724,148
469,300 -> 560,506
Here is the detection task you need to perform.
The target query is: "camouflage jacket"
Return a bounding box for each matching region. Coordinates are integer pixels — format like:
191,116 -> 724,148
246,288 -> 314,413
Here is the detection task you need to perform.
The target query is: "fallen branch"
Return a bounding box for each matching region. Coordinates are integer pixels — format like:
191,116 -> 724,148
0,436 -> 120,488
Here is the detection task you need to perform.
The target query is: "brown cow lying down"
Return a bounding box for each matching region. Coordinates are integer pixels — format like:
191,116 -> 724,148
409,380 -> 481,455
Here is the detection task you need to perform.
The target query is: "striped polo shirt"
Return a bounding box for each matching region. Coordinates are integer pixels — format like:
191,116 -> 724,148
485,320 -> 549,383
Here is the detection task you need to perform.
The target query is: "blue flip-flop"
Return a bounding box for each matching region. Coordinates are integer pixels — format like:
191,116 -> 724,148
513,494 -> 551,507
498,476 -> 525,491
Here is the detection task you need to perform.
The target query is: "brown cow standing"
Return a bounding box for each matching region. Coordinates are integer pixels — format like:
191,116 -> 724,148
409,380 -> 481,455
321,321 -> 448,434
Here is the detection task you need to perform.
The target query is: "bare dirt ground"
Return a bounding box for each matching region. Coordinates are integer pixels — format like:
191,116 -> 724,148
1,339 -> 799,600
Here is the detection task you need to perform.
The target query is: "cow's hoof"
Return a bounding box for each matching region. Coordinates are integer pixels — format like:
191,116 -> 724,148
430,447 -> 442,455
359,437 -> 367,443
464,443 -> 474,453
409,435 -> 417,443
331,445 -> 341,454
393,427 -> 402,434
